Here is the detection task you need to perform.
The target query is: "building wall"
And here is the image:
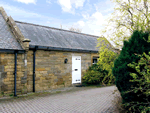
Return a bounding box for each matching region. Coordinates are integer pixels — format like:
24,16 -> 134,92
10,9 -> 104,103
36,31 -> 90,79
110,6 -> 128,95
27,50 -> 91,92
0,53 -> 26,95
0,50 -> 98,95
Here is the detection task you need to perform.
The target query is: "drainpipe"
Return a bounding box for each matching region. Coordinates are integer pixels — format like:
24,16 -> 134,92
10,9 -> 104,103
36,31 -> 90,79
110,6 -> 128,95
14,51 -> 18,97
33,46 -> 37,92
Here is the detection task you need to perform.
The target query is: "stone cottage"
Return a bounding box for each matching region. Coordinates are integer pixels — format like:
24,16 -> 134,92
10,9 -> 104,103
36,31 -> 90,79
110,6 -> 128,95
0,7 -> 114,96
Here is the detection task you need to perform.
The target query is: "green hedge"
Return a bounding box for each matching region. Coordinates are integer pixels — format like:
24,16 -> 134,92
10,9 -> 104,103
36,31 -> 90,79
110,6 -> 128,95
112,30 -> 150,112
82,64 -> 108,85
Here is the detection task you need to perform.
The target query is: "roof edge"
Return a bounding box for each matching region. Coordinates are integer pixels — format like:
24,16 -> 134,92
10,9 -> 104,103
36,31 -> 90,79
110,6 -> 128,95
0,49 -> 25,53
29,45 -> 99,53
7,16 -> 31,50
0,7 -> 9,22
15,20 -> 101,38
0,7 -> 31,51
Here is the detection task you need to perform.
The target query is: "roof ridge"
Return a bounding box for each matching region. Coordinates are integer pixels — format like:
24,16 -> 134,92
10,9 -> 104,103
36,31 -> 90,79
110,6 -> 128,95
15,20 -> 100,38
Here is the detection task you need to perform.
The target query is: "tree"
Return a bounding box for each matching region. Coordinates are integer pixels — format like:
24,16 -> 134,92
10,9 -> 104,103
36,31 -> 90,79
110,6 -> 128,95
125,52 -> 150,112
100,0 -> 150,49
112,30 -> 150,111
97,37 -> 118,85
68,26 -> 82,33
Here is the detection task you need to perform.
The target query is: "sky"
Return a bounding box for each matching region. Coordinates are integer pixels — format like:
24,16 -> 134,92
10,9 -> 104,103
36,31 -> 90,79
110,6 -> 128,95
0,0 -> 115,36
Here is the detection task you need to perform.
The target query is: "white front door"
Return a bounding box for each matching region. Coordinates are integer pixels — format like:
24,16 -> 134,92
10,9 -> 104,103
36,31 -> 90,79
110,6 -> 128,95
72,56 -> 81,84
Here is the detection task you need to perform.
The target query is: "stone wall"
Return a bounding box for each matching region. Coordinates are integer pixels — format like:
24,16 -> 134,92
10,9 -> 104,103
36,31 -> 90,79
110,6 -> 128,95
0,50 -> 98,95
27,50 -> 91,92
0,53 -> 26,95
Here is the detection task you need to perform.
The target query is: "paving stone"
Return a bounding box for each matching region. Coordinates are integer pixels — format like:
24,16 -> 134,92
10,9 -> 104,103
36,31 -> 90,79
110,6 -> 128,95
0,86 -> 120,113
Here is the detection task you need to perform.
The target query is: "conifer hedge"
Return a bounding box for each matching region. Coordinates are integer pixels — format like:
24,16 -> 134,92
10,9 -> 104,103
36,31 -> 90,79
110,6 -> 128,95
112,30 -> 150,104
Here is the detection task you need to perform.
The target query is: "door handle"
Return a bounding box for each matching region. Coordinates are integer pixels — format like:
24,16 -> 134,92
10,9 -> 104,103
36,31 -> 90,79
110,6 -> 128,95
72,69 -> 78,71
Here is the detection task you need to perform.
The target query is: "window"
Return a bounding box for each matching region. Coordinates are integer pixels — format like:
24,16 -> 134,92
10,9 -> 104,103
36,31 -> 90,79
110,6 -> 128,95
92,57 -> 99,64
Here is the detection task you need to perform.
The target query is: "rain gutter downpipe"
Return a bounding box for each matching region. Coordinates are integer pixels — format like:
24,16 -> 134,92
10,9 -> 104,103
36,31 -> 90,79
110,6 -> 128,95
14,51 -> 18,97
33,46 -> 37,92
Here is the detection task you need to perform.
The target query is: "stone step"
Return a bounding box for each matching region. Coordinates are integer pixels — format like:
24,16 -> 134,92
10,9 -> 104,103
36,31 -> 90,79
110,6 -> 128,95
72,83 -> 83,87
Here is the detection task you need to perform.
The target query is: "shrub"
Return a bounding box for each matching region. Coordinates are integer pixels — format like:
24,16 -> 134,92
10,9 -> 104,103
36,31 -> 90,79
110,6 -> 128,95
97,37 -> 119,85
112,30 -> 150,110
123,52 -> 150,112
82,64 -> 108,85
98,48 -> 118,85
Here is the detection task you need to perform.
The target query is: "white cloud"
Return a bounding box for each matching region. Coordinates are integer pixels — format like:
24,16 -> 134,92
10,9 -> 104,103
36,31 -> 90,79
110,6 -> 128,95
57,0 -> 73,13
57,0 -> 86,14
82,13 -> 89,20
0,2 -> 61,27
71,0 -> 85,8
77,20 -> 85,27
94,0 -> 114,14
91,12 -> 103,21
66,0 -> 115,37
63,11 -> 107,36
14,0 -> 37,4
46,0 -> 51,4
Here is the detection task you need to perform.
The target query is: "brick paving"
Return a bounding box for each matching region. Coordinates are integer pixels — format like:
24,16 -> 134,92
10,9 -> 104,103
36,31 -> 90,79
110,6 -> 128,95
0,86 -> 120,113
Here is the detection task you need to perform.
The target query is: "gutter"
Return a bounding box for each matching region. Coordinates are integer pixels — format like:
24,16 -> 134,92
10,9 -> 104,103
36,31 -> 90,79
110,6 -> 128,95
14,51 -> 18,97
33,46 -> 37,92
0,49 -> 25,53
29,45 -> 98,53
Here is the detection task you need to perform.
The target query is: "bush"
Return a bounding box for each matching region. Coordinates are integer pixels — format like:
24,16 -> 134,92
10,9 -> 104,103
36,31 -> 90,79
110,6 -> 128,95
82,64 -> 108,85
97,37 -> 119,85
98,48 -> 118,85
112,30 -> 150,111
123,52 -> 150,112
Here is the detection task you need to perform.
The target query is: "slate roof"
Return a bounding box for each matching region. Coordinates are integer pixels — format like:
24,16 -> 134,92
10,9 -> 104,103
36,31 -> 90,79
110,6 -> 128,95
0,12 -> 23,50
15,21 -> 100,52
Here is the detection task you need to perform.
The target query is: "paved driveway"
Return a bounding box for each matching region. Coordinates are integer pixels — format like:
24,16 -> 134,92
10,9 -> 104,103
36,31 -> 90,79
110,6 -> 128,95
0,86 -> 120,113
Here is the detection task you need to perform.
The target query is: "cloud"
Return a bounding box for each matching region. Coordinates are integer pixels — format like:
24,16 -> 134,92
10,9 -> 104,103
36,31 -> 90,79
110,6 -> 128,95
63,11 -> 107,36
0,2 -> 61,27
14,0 -> 37,4
71,0 -> 85,8
82,13 -> 89,20
57,0 -> 73,13
63,0 -> 116,37
94,0 -> 114,15
77,20 -> 85,27
46,0 -> 51,4
57,0 -> 86,14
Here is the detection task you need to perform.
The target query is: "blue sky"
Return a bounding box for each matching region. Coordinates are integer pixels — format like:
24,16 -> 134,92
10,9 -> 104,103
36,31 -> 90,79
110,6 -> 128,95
0,0 -> 115,36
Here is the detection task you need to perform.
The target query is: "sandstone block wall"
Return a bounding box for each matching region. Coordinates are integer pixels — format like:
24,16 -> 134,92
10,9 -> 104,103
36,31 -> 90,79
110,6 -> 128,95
27,50 -> 91,92
0,53 -> 26,95
0,50 -> 98,95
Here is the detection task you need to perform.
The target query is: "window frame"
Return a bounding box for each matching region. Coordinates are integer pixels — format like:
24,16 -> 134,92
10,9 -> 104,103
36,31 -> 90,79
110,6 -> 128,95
92,56 -> 99,65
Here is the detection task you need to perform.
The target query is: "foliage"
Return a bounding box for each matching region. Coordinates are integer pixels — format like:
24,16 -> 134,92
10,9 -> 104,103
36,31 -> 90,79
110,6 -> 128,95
60,24 -> 82,33
68,26 -> 82,33
121,52 -> 150,112
100,0 -> 150,49
97,37 -> 118,85
82,64 -> 108,85
112,30 -> 150,109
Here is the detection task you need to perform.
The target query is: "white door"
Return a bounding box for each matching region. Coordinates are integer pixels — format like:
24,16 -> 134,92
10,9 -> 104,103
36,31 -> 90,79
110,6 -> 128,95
72,56 -> 81,84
